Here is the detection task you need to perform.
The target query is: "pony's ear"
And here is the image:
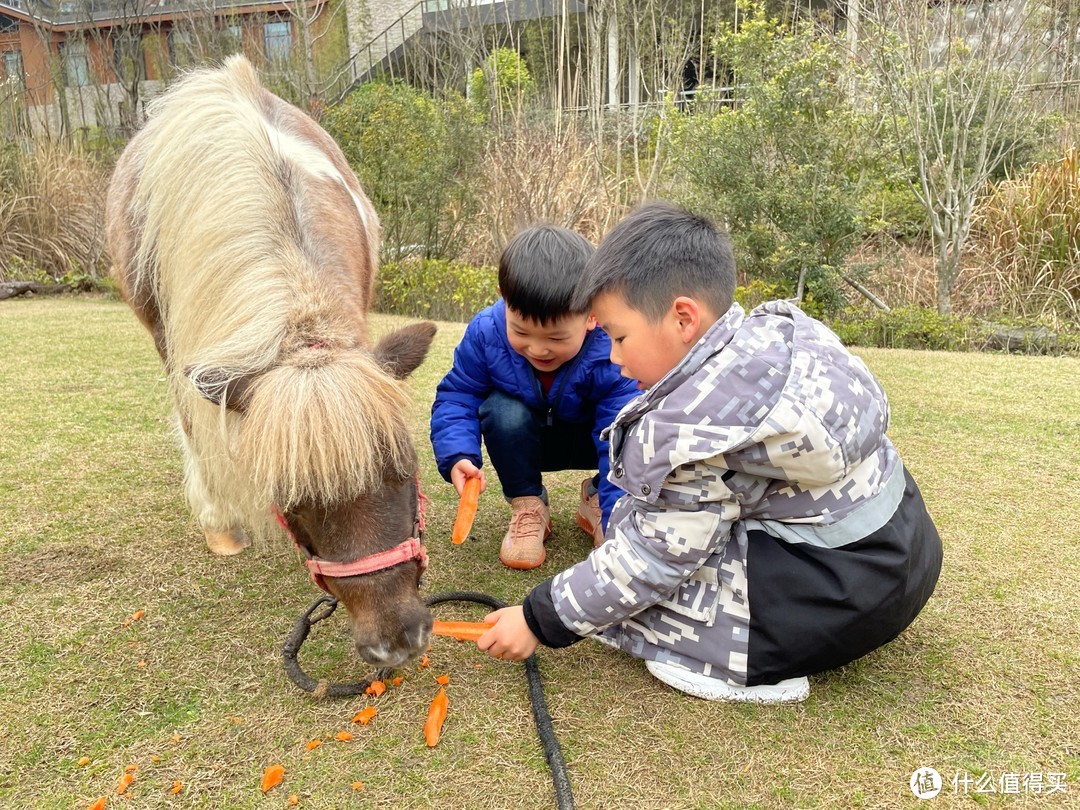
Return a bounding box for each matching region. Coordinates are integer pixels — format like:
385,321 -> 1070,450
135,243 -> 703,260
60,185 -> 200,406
373,321 -> 438,379
184,366 -> 258,412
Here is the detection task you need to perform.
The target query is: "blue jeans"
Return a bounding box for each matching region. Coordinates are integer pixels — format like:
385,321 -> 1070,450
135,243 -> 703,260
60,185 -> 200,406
479,390 -> 598,501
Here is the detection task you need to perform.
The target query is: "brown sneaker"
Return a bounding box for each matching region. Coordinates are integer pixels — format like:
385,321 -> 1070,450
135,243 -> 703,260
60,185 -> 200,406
575,478 -> 604,547
499,496 -> 551,570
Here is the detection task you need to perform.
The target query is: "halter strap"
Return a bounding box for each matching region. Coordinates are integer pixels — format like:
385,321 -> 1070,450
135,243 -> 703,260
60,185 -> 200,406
271,477 -> 428,595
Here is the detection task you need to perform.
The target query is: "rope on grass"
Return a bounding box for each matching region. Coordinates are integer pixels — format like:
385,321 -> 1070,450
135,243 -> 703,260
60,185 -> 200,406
282,591 -> 576,810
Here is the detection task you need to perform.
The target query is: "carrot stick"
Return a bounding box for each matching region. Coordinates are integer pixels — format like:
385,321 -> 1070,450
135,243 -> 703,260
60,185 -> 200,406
451,477 -> 481,544
424,686 -> 449,747
431,619 -> 494,642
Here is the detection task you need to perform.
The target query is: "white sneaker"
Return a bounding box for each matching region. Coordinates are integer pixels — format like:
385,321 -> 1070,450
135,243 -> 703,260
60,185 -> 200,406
645,660 -> 809,704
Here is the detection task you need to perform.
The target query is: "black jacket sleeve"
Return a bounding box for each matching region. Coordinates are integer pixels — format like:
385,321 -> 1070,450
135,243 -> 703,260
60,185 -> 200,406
522,578 -> 584,648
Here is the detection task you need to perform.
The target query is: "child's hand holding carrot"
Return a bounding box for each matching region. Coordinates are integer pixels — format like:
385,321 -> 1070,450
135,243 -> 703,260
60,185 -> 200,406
477,606 -> 539,662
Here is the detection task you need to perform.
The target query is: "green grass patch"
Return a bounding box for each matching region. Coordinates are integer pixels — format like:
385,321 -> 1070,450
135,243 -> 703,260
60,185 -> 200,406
0,297 -> 1076,808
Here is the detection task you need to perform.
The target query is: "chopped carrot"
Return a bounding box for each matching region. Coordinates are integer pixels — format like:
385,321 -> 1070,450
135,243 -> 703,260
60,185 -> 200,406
260,763 -> 284,793
418,655 -> 429,668
351,781 -> 365,791
151,755 -> 161,763
364,680 -> 386,697
117,773 -> 134,794
392,676 -> 403,687
170,781 -> 183,794
136,660 -> 147,667
335,730 -> 354,742
124,764 -> 138,772
77,756 -> 91,767
87,798 -> 107,810
435,674 -> 450,685
352,707 -> 377,725
451,477 -> 482,544
424,686 -> 449,747
170,733 -> 180,744
304,739 -> 322,751
288,795 -> 299,805
431,620 -> 494,642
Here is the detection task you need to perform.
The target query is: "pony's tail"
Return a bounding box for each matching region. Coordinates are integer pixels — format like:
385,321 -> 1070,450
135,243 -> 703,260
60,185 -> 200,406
234,349 -> 415,508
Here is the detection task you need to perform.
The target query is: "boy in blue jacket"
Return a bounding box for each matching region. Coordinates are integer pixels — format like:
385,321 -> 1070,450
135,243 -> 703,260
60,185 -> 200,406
430,225 -> 640,570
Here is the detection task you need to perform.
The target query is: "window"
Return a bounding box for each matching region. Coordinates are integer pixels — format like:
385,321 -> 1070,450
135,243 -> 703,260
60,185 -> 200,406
0,13 -> 19,32
168,28 -> 195,67
263,20 -> 291,64
220,23 -> 242,56
58,40 -> 91,87
113,32 -> 145,84
1,50 -> 22,87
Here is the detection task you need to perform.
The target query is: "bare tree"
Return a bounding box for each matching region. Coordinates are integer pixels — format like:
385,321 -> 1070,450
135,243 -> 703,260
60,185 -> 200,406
865,0 -> 1063,315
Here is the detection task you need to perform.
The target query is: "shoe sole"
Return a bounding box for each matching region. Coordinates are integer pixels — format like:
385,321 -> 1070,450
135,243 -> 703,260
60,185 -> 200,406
500,524 -> 551,570
646,661 -> 809,703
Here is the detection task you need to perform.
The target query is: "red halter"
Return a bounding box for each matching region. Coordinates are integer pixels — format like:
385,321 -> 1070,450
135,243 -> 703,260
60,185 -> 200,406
271,478 -> 429,594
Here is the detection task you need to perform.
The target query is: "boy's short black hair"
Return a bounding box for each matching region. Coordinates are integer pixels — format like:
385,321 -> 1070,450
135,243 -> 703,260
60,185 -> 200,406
572,200 -> 736,322
499,224 -> 594,325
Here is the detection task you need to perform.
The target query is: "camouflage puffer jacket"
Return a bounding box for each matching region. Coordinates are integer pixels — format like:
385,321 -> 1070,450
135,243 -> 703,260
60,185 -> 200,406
522,300 -> 942,685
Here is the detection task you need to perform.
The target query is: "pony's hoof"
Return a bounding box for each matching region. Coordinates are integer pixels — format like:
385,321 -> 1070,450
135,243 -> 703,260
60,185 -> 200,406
204,529 -> 250,556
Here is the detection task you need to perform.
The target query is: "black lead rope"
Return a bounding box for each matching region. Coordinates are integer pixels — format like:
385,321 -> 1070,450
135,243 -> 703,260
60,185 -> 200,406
282,591 -> 576,810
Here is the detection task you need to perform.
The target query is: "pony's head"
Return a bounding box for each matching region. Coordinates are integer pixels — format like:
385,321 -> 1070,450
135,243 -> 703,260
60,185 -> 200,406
191,321 -> 438,668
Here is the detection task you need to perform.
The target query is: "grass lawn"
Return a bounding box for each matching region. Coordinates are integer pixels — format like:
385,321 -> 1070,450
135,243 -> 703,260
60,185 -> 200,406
0,296 -> 1076,809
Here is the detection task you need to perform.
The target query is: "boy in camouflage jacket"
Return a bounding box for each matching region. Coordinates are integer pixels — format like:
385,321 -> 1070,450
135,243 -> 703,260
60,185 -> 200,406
476,201 -> 942,703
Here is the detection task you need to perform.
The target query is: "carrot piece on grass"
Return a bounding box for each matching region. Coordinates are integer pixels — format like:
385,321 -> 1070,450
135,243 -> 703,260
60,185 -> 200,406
435,674 -> 450,685
424,686 -> 449,747
117,773 -> 134,795
260,763 -> 284,793
351,781 -> 365,791
392,676 -> 403,687
352,707 -> 377,725
431,620 -> 494,642
451,477 -> 482,544
364,680 -> 386,697
418,655 -> 429,668
124,764 -> 138,773
288,795 -> 299,805
170,781 -> 183,794
304,739 -> 322,751
335,730 -> 354,742
151,755 -> 161,763
87,798 -> 107,810
77,756 -> 91,767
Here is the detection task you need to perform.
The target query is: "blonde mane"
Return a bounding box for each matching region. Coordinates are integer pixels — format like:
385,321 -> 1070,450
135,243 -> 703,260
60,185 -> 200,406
124,56 -> 409,509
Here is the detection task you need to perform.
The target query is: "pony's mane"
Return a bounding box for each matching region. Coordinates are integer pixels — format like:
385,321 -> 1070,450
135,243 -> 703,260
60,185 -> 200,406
127,55 -> 410,505
129,55 -> 359,376
237,348 -> 415,508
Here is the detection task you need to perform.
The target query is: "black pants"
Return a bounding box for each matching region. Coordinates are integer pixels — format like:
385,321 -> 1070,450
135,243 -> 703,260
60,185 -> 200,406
478,390 -> 598,500
745,468 -> 943,685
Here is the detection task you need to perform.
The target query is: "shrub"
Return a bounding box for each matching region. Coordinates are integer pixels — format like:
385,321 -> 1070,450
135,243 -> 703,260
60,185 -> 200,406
323,81 -> 483,262
377,258 -> 498,322
470,48 -> 536,118
670,7 -> 883,316
830,307 -> 976,351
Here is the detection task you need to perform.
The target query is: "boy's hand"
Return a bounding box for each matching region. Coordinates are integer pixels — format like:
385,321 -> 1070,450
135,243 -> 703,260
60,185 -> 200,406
450,460 -> 486,497
477,606 -> 539,662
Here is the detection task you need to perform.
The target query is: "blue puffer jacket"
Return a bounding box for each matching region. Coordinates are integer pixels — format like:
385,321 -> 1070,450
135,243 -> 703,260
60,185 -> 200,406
430,299 -> 640,528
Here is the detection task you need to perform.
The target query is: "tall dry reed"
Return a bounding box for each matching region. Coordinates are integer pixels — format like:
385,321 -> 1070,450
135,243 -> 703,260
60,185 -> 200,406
0,141 -> 109,283
971,147 -> 1080,325
462,115 -> 629,264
